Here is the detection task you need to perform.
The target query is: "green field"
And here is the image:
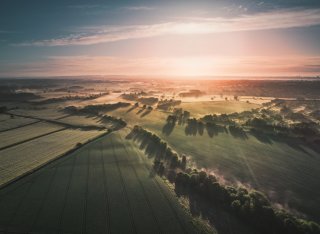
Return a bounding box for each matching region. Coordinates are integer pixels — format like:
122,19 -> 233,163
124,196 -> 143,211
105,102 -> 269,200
110,104 -> 320,222
0,129 -> 104,187
0,114 -> 38,132
0,130 -> 211,234
180,101 -> 260,117
0,122 -> 64,149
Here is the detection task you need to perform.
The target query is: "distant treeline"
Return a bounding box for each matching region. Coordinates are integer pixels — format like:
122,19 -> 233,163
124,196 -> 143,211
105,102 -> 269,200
127,125 -> 320,234
64,102 -> 130,115
0,86 -> 41,101
178,89 -> 205,97
157,99 -> 181,111
35,93 -> 109,105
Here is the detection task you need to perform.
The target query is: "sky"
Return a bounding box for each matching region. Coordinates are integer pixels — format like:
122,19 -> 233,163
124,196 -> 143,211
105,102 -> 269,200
0,0 -> 320,78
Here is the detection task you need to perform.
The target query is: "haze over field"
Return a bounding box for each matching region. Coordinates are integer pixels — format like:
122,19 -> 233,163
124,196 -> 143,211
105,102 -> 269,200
1,1 -> 320,234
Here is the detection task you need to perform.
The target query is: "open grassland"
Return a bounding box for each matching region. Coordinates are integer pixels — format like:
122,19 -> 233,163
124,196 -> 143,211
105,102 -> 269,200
179,101 -> 260,117
0,129 -> 104,187
0,114 -> 37,131
155,125 -> 320,221
0,122 -> 65,149
0,130 -> 211,234
109,105 -> 320,222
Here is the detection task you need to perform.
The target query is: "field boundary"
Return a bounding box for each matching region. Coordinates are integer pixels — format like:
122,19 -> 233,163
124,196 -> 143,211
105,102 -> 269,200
5,112 -> 105,131
0,127 -> 66,151
0,119 -> 41,133
0,129 -> 111,190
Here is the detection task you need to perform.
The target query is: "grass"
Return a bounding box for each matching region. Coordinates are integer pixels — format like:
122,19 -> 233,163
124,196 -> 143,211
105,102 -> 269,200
0,130 -> 213,234
179,101 -> 260,117
0,122 -> 64,149
110,105 -> 320,222
0,129 -> 104,187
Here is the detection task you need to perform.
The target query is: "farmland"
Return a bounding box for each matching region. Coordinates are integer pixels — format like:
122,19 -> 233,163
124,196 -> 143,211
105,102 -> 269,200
108,103 -> 320,222
0,122 -> 65,149
179,101 -> 260,117
0,128 -> 104,187
0,114 -> 38,132
0,78 -> 320,233
0,130 -> 211,234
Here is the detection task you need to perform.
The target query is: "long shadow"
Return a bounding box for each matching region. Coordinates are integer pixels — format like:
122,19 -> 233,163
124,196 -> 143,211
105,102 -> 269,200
126,105 -> 137,113
136,109 -> 144,115
162,122 -> 175,136
228,126 -> 248,140
250,128 -> 317,156
205,123 -> 227,138
250,129 -> 272,144
140,110 -> 152,118
175,188 -> 258,234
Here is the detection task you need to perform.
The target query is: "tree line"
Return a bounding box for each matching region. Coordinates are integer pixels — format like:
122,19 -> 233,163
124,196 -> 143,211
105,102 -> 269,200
64,102 -> 130,115
127,125 -> 320,234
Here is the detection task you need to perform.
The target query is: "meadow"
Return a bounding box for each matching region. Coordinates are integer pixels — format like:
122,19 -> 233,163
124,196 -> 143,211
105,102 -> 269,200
110,103 -> 320,222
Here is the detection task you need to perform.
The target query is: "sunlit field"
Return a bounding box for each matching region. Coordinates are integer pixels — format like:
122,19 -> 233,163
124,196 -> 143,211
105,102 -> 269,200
1,0 -> 320,233
1,78 -> 320,234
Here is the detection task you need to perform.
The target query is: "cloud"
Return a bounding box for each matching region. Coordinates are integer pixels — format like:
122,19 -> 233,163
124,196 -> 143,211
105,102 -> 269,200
1,56 -> 319,77
12,8 -> 320,47
124,6 -> 155,11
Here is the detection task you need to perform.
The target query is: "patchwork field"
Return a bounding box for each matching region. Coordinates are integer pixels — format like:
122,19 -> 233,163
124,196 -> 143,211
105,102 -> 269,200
0,128 -> 104,187
0,122 -> 64,149
0,131 -> 211,234
0,114 -> 38,132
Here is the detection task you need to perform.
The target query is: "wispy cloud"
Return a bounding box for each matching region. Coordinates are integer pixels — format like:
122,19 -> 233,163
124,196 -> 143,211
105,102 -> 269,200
14,8 -> 320,47
124,6 -> 155,11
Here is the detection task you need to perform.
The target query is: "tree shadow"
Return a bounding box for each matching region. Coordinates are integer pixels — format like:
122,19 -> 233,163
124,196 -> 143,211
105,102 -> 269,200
127,105 -> 138,113
175,188 -> 258,234
250,129 -> 273,144
228,126 -> 248,140
250,128 -> 316,156
136,109 -> 144,115
205,123 -> 227,138
141,109 -> 152,118
162,122 -> 175,136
